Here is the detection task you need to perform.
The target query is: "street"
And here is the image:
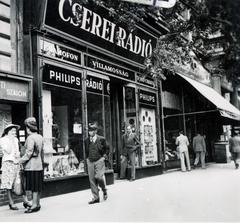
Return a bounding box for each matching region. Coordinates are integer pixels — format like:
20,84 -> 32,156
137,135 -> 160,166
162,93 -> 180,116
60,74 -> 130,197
0,162 -> 240,222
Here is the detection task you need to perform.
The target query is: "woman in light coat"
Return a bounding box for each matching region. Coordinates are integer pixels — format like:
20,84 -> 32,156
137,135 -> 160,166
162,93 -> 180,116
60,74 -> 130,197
0,124 -> 31,210
19,117 -> 44,213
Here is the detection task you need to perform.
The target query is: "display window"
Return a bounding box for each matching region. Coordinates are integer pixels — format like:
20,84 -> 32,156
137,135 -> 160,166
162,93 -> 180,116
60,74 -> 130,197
42,86 -> 84,179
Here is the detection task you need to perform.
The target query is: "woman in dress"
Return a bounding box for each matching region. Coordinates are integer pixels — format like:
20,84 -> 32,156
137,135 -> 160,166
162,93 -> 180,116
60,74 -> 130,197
0,124 -> 31,210
19,117 -> 44,213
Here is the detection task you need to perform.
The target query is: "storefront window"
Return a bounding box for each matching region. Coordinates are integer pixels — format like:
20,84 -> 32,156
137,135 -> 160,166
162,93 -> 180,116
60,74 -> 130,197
42,87 -> 84,179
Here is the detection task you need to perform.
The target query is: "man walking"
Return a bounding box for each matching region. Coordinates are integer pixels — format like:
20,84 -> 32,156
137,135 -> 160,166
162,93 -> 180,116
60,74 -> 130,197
193,132 -> 206,169
229,130 -> 240,169
176,130 -> 191,172
85,122 -> 110,204
120,125 -> 140,181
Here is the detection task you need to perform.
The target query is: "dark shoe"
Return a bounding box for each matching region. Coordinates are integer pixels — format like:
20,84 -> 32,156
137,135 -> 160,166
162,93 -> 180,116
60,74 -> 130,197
192,165 -> 196,169
129,178 -> 135,181
236,163 -> 239,169
24,206 -> 40,213
23,202 -> 32,209
103,191 -> 108,200
88,198 -> 100,204
9,204 -> 18,210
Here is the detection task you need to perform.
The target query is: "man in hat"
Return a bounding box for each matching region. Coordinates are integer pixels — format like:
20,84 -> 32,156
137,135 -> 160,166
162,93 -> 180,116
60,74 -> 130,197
229,130 -> 240,169
85,122 -> 110,204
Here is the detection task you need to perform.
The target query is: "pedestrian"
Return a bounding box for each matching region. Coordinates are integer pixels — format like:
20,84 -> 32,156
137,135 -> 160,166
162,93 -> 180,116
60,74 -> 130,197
120,125 -> 140,181
175,130 -> 191,172
229,130 -> 240,169
0,124 -> 31,210
19,117 -> 44,213
85,122 -> 109,204
192,132 -> 206,169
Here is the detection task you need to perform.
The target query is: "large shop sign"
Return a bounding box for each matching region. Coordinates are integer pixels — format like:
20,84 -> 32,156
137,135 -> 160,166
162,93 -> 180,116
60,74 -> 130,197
85,55 -> 135,81
44,0 -> 157,64
0,78 -> 29,102
139,89 -> 157,106
43,64 -> 82,90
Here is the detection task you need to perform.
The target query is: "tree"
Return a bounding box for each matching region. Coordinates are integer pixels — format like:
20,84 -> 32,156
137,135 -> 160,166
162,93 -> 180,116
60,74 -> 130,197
74,0 -> 240,83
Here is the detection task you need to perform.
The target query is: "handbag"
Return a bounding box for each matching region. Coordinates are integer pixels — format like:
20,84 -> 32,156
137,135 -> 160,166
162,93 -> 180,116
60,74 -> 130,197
13,170 -> 24,196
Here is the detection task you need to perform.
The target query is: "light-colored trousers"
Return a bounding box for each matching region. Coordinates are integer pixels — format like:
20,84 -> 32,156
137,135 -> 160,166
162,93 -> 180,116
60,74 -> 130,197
87,157 -> 106,200
179,150 -> 191,171
120,151 -> 136,180
194,151 -> 206,168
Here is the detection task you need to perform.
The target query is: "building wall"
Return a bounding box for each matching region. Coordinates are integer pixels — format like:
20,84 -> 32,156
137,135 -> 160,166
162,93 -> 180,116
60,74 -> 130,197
0,0 -> 33,207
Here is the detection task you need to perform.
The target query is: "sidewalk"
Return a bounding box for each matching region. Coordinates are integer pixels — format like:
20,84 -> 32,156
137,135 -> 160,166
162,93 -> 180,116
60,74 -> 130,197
0,162 -> 240,222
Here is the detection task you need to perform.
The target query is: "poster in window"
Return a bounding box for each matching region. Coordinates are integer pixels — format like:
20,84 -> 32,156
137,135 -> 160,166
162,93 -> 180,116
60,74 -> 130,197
140,107 -> 158,166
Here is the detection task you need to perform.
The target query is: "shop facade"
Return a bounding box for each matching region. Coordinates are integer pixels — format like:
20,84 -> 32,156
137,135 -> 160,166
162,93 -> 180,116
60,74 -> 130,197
162,68 -> 240,169
25,0 -> 164,197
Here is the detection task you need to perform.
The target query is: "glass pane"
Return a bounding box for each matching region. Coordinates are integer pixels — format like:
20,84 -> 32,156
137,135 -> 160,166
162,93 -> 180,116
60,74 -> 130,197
87,92 -> 103,136
42,87 -> 84,179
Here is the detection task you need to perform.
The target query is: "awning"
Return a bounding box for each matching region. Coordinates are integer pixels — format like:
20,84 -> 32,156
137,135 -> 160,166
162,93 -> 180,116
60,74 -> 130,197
178,73 -> 240,121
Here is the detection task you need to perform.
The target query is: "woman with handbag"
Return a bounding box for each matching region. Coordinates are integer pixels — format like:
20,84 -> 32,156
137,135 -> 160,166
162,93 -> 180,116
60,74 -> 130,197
0,124 -> 31,210
19,117 -> 44,213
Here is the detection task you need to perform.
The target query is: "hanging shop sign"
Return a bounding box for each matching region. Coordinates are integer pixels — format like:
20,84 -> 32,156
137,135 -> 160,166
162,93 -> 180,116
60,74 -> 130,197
136,74 -> 156,88
39,39 -> 82,65
86,75 -> 110,95
44,0 -> 157,64
139,89 -> 157,106
43,64 -> 82,90
123,0 -> 176,8
85,55 -> 135,81
0,78 -> 29,102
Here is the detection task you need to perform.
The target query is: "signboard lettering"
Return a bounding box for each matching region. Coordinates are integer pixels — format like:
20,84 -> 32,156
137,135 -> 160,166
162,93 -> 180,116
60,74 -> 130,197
136,74 -> 156,88
85,55 -> 135,81
139,89 -> 156,106
40,39 -> 81,65
43,64 -> 82,90
0,79 -> 29,102
86,75 -> 110,95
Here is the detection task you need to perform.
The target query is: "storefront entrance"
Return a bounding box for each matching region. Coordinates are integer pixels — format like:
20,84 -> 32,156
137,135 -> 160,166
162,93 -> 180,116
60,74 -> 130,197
110,78 -> 139,174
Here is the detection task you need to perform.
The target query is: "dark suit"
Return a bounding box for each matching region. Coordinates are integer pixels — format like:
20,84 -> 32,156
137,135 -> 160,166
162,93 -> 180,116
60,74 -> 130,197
85,135 -> 109,200
120,133 -> 140,179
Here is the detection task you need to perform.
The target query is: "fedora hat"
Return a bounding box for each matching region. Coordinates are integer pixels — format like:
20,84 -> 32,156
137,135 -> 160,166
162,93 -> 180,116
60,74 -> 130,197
88,122 -> 98,131
3,124 -> 20,135
24,117 -> 38,132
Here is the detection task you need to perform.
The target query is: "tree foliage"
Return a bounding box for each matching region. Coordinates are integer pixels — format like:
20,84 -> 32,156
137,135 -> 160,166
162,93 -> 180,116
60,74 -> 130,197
77,0 -> 240,82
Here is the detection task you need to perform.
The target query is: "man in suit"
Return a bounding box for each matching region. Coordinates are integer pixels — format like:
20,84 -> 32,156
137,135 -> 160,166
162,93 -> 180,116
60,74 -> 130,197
229,130 -> 240,169
120,125 -> 140,181
193,132 -> 206,169
176,130 -> 191,172
85,122 -> 110,204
